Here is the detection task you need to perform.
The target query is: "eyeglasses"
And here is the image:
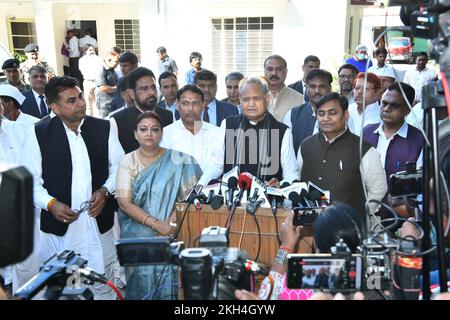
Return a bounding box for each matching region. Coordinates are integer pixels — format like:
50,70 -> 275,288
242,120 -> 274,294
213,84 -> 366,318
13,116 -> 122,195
339,74 -> 355,80
74,201 -> 91,215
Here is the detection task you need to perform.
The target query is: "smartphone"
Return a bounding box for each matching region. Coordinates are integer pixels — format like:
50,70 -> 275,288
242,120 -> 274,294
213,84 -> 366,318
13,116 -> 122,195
286,254 -> 363,291
292,207 -> 321,226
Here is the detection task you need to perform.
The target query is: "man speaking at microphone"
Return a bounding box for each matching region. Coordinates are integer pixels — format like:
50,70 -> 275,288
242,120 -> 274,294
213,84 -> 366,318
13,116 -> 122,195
298,92 -> 387,219
216,76 -> 299,187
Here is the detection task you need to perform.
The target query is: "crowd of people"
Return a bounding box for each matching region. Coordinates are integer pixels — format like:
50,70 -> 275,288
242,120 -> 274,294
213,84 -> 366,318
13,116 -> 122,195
0,37 -> 447,300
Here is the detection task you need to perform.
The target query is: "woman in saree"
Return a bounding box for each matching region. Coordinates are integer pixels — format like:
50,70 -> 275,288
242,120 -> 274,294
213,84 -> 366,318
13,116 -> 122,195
115,111 -> 202,300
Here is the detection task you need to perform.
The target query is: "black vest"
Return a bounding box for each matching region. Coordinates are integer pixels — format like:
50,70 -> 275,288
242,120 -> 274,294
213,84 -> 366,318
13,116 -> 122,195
290,102 -> 316,155
35,116 -> 114,236
111,105 -> 173,154
223,113 -> 287,182
300,130 -> 372,219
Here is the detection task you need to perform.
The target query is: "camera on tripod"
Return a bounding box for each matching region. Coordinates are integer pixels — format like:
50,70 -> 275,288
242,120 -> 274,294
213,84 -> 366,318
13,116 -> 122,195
116,226 -> 265,300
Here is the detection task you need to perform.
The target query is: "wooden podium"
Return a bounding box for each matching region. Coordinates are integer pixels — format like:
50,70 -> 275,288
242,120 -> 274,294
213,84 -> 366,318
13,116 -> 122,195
175,203 -> 314,266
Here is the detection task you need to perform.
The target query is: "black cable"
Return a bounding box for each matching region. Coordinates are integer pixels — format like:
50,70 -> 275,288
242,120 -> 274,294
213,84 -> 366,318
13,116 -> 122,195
252,214 -> 261,262
146,264 -> 169,300
226,203 -> 239,238
173,202 -> 191,240
273,213 -> 281,246
365,200 -> 438,257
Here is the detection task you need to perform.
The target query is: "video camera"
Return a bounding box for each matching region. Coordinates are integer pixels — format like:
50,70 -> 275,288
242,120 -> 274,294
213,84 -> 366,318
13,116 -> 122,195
14,250 -> 107,300
389,162 -> 422,197
116,226 -> 268,300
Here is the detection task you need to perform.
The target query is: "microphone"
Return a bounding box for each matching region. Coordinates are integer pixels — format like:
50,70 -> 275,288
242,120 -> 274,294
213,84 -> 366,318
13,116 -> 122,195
185,185 -> 203,209
227,176 -> 238,209
280,181 -> 291,189
234,172 -> 253,207
266,186 -> 284,216
210,194 -> 224,210
203,179 -> 224,207
308,189 -> 324,207
288,191 -> 302,208
206,190 -> 215,204
300,189 -> 314,208
208,179 -> 220,185
246,198 -> 265,215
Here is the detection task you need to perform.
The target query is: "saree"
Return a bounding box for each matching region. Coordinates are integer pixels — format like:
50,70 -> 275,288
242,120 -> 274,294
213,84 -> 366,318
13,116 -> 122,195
118,149 -> 201,300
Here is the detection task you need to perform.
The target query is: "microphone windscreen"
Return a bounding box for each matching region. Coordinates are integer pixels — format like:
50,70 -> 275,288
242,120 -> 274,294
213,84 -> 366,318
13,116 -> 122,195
208,179 -> 220,185
228,176 -> 238,189
281,181 -> 291,188
238,172 -> 253,190
210,195 -> 223,210
288,191 -> 301,204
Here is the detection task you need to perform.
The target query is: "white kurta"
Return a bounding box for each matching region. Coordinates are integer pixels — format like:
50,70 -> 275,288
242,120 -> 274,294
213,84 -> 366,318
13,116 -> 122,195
23,118 -> 125,276
0,119 -> 28,286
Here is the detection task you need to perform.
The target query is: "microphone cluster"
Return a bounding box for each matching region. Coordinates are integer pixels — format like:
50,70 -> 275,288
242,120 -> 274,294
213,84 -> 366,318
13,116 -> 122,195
184,172 -> 330,219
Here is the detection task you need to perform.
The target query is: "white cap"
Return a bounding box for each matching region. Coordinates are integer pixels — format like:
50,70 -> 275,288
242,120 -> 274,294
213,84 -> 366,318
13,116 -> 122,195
0,84 -> 26,105
373,67 -> 396,80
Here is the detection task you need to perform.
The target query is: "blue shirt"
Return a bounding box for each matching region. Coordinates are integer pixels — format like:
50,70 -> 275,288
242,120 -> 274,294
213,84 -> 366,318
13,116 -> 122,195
163,100 -> 178,117
184,68 -> 197,85
202,99 -> 218,126
345,57 -> 373,73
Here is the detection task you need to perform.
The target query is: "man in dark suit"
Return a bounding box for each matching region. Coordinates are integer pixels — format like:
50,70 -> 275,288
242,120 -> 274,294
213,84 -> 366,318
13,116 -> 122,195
284,69 -> 332,156
20,65 -> 50,119
110,67 -> 173,153
194,69 -> 238,126
288,55 -> 320,103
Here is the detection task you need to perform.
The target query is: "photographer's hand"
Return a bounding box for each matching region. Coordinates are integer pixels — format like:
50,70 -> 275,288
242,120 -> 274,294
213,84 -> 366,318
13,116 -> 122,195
280,211 -> 303,250
234,289 -> 260,300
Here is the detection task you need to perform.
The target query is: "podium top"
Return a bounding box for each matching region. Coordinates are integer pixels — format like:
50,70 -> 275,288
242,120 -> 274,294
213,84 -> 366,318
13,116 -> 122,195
175,202 -> 293,218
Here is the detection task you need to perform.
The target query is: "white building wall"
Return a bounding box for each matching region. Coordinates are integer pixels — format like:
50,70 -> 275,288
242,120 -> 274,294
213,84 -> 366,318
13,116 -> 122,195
161,0 -> 349,93
1,0 -> 351,94
0,2 -> 36,52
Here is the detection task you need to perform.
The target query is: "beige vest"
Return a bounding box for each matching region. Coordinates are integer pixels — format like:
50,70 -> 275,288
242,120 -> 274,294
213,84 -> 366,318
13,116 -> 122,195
268,86 -> 304,122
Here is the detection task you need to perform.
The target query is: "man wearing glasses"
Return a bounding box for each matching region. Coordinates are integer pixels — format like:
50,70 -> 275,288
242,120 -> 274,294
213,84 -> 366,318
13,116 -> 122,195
363,82 -> 423,179
337,64 -> 359,106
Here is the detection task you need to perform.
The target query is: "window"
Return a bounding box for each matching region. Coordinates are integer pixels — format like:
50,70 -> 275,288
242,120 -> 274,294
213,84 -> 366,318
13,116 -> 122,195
211,17 -> 273,76
7,18 -> 37,55
114,19 -> 141,59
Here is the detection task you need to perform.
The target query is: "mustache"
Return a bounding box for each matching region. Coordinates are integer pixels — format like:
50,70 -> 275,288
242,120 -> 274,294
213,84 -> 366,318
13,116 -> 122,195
269,75 -> 280,81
